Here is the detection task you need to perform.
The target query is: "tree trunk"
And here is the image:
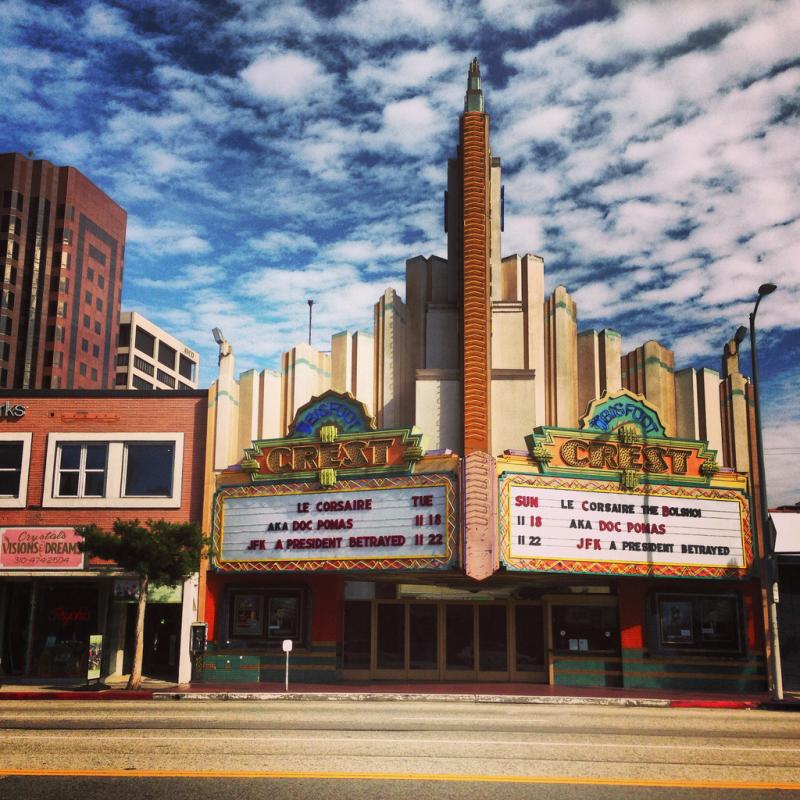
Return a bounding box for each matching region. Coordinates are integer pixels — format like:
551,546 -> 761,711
127,575 -> 148,690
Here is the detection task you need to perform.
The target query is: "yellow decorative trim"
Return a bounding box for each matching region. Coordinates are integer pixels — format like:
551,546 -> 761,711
319,468 -> 337,486
319,425 -> 337,443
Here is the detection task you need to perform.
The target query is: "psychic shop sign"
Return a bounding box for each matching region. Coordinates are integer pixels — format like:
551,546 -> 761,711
216,482 -> 452,567
500,477 -> 751,577
0,527 -> 84,570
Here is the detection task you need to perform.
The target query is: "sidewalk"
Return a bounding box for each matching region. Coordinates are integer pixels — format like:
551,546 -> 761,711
1,676 -> 798,709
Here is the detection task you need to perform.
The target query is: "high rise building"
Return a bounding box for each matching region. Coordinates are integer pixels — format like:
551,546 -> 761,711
116,311 -> 199,391
0,152 -> 127,389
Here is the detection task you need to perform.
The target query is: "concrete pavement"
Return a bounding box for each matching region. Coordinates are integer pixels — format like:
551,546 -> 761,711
1,675 -> 798,709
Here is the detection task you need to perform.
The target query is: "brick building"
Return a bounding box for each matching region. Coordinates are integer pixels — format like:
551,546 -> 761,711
0,389 -> 207,683
0,152 -> 127,390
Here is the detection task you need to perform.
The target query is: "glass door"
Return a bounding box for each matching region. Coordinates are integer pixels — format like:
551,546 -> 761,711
408,603 -> 438,678
511,603 -> 546,682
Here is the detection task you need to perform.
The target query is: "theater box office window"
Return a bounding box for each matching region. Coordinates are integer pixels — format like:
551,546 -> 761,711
205,392 -> 461,683
496,390 -> 764,691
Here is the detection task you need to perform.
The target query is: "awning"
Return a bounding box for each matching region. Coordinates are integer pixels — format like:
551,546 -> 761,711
772,513 -> 800,554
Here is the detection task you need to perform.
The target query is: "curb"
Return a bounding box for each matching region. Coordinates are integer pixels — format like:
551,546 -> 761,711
151,691 -> 672,707
0,690 -> 154,701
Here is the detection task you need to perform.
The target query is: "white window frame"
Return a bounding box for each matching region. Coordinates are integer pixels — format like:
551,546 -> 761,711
42,432 -> 184,509
54,442 -> 109,499
0,432 -> 32,508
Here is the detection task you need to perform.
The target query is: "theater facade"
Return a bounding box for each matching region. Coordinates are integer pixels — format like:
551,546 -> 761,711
199,61 -> 767,692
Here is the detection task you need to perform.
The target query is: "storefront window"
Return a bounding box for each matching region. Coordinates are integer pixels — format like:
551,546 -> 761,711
227,589 -> 304,643
552,604 -> 619,654
655,594 -> 741,654
34,582 -> 98,678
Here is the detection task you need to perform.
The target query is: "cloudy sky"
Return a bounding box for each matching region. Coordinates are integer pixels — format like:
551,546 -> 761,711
2,0 -> 798,503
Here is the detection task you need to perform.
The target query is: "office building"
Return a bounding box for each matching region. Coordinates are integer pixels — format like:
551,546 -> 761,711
116,311 -> 199,391
0,152 -> 126,389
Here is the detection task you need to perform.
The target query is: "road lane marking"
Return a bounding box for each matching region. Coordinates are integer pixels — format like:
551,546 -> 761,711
0,733 -> 794,753
0,768 -> 798,790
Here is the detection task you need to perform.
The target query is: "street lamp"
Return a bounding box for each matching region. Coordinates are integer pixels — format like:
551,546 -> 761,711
737,282 -> 781,700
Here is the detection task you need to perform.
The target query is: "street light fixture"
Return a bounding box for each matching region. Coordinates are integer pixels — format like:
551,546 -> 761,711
741,282 -> 782,700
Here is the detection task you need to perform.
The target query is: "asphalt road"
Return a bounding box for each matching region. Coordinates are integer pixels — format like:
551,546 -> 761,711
0,699 -> 799,799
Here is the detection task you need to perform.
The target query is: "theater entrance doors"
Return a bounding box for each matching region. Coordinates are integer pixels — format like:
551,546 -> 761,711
342,598 -> 547,682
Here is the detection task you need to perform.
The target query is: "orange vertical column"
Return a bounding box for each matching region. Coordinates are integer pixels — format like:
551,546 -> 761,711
460,104 -> 496,580
461,110 -> 491,454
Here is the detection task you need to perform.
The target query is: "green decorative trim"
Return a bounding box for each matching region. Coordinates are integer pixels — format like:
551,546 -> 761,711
285,358 -> 332,379
644,355 -> 674,373
531,444 -> 552,464
701,457 -> 719,476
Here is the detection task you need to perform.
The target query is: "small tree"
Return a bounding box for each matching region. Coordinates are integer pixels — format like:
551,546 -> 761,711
77,518 -> 206,690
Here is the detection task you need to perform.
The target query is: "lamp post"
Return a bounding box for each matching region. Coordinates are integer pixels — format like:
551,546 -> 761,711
307,299 -> 315,346
736,282 -> 782,700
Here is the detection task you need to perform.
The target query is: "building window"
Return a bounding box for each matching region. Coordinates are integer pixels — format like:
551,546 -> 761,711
157,369 -> 176,388
0,341 -> 8,361
3,190 -> 23,211
92,344 -> 99,357
116,353 -> 129,367
90,367 -> 98,381
0,367 -> 7,387
87,267 -> 94,282
56,443 -> 108,498
135,327 -> 155,357
79,362 -> 86,375
0,433 -> 32,506
227,589 -> 304,642
123,443 -> 175,496
118,323 -> 130,347
178,354 -> 195,382
85,291 -> 92,304
551,603 -> 619,654
94,320 -> 101,334
158,342 -> 176,370
0,315 -> 11,335
55,325 -> 64,342
133,355 -> 154,376
43,433 -> 183,509
83,314 -> 90,329
81,338 -> 89,353
96,297 -> 103,311
115,372 -> 127,386
0,441 -> 24,496
132,375 -> 153,390
655,594 -> 742,655
98,274 -> 105,289
88,245 -> 106,265
1,290 -> 14,310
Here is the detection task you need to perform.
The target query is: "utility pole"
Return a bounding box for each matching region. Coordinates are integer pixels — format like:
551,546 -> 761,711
307,299 -> 315,346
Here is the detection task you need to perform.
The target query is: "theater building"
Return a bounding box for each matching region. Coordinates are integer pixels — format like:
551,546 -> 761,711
0,389 -> 207,683
200,61 -> 766,691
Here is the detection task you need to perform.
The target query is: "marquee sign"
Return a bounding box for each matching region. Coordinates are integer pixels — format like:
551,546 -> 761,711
240,390 -> 423,485
525,391 -> 718,488
212,472 -> 458,573
498,473 -> 752,579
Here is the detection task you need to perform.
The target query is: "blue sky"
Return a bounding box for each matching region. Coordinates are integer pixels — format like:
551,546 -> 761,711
2,0 -> 798,504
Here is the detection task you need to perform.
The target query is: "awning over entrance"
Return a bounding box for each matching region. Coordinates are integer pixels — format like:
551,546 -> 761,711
772,512 -> 800,554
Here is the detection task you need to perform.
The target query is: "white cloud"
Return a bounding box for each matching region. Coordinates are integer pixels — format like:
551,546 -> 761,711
84,3 -> 133,39
240,51 -> 333,103
249,232 -> 318,254
126,219 -> 211,255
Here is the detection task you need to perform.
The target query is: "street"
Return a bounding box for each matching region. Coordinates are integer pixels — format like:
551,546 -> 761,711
0,699 -> 799,799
